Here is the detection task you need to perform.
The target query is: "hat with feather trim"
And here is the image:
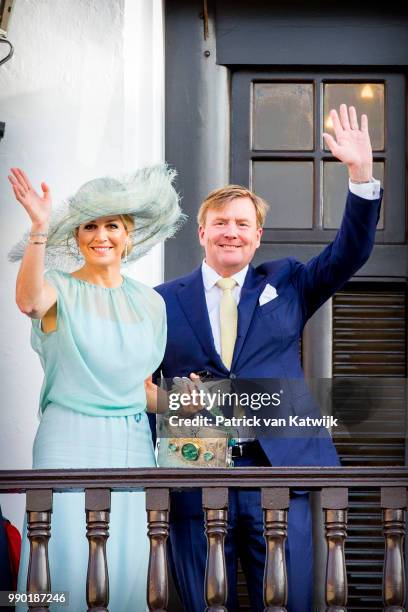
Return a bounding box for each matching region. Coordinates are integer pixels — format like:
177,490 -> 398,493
8,164 -> 185,271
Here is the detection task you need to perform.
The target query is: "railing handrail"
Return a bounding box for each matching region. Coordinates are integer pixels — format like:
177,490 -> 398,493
4,468 -> 407,609
0,465 -> 407,492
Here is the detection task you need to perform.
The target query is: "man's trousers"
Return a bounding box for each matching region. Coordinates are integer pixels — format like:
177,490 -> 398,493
168,445 -> 313,612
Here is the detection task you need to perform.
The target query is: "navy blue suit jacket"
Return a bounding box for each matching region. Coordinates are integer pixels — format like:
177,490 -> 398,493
155,190 -> 382,467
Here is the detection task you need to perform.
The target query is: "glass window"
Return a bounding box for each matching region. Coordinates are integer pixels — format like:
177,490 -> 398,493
252,161 -> 313,229
253,83 -> 314,151
323,161 -> 384,229
233,71 -> 401,240
324,83 -> 385,151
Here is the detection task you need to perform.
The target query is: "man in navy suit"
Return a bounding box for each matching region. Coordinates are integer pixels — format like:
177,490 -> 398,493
153,105 -> 382,611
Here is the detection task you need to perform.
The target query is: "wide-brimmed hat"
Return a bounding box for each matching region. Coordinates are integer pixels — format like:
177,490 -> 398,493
9,164 -> 186,271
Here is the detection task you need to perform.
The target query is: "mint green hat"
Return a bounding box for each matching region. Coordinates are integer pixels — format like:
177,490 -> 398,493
9,164 -> 186,271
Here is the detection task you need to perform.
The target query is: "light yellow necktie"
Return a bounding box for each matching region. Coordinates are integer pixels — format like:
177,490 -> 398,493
216,277 -> 238,370
216,277 -> 246,423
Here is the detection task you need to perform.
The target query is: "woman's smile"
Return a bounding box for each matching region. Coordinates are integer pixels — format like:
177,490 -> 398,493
90,245 -> 114,254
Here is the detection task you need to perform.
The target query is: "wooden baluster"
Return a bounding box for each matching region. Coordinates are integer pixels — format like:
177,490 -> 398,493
26,489 -> 53,612
202,487 -> 228,612
381,487 -> 407,611
261,487 -> 289,612
85,488 -> 111,612
322,487 -> 348,612
146,488 -> 170,612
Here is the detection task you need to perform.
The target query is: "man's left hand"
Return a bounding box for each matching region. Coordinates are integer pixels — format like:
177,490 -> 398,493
323,103 -> 373,182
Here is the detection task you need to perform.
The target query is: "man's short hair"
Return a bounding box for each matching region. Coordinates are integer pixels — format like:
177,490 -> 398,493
197,185 -> 269,228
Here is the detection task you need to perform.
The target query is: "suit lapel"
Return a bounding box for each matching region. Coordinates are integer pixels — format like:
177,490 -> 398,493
176,267 -> 227,372
231,265 -> 267,369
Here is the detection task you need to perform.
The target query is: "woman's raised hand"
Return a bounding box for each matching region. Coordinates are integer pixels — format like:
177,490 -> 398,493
8,168 -> 51,228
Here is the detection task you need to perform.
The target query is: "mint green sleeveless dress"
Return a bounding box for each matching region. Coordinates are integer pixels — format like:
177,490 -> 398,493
17,270 -> 166,612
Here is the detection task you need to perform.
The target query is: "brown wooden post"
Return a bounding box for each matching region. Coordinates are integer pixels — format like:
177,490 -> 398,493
381,487 -> 407,611
261,487 -> 290,612
26,489 -> 53,612
322,487 -> 348,612
146,488 -> 170,612
85,488 -> 111,612
202,487 -> 229,612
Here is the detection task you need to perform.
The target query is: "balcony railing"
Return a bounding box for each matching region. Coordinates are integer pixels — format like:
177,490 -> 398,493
0,466 -> 407,612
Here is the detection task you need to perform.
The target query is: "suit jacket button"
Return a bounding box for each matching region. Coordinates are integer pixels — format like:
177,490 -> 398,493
229,373 -> 236,379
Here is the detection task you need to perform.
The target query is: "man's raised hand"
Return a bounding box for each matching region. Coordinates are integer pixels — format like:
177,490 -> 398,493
323,104 -> 373,182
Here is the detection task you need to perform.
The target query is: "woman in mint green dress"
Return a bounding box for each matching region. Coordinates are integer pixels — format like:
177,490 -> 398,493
8,165 -> 184,611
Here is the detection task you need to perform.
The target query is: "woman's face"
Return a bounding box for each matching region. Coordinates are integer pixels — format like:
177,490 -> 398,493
76,215 -> 129,266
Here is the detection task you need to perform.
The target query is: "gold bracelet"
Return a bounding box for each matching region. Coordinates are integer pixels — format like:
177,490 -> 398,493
28,239 -> 47,245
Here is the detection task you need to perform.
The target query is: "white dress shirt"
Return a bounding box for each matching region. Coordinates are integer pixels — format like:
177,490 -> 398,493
348,177 -> 381,199
202,260 -> 248,357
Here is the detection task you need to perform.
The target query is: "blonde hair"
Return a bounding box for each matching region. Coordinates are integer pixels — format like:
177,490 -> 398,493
197,185 -> 269,228
119,214 -> 135,233
119,214 -> 135,257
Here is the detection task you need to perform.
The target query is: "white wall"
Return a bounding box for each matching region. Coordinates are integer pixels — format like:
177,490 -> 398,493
0,0 -> 165,529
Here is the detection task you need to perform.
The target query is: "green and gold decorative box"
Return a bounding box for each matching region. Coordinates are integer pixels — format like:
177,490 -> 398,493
157,415 -> 233,468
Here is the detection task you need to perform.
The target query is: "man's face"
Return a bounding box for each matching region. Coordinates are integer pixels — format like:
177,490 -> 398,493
198,197 -> 262,276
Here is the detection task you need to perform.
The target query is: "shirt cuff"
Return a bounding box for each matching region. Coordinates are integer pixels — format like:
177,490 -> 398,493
349,177 -> 381,200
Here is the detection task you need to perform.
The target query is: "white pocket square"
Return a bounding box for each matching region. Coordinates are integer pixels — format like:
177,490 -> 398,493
259,283 -> 278,306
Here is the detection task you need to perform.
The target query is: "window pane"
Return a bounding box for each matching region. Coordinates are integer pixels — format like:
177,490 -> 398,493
323,161 -> 384,229
253,83 -> 314,150
323,83 -> 384,151
252,161 -> 313,229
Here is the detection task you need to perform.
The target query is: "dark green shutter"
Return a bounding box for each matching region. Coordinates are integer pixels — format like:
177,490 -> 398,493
333,283 -> 407,610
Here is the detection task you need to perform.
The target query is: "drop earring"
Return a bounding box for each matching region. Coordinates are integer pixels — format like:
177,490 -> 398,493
123,240 -> 128,263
